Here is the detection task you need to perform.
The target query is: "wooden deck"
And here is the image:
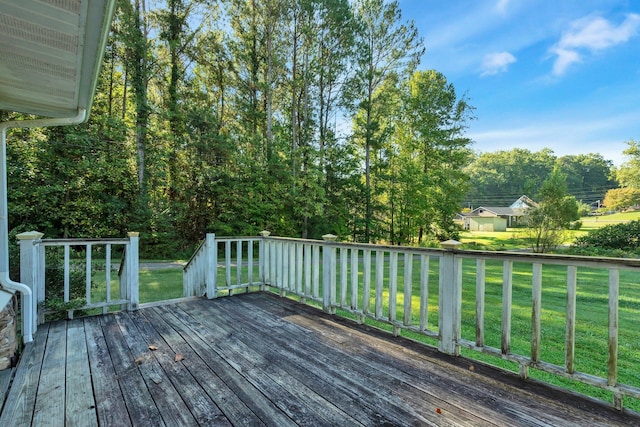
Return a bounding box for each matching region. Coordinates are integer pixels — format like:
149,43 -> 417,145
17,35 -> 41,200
0,292 -> 639,426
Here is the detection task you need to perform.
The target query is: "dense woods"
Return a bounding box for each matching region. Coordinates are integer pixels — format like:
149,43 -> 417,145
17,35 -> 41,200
1,0 -> 629,257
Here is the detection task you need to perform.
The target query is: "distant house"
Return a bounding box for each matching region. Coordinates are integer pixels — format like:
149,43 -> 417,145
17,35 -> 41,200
457,196 -> 537,231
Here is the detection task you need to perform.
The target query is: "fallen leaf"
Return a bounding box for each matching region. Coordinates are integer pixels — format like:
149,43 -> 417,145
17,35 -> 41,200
174,353 -> 185,362
148,345 -> 158,351
436,408 -> 442,414
134,356 -> 144,365
469,364 -> 475,372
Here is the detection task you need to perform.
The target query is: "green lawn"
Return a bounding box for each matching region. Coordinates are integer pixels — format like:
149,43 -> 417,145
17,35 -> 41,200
459,210 -> 640,250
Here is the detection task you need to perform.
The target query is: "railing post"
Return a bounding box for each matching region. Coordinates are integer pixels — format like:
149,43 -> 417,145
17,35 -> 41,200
322,234 -> 337,314
259,230 -> 270,290
205,233 -> 217,298
439,240 -> 463,356
17,231 -> 43,330
127,232 -> 139,310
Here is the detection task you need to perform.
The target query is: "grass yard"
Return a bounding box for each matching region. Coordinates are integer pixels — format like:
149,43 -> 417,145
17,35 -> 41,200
459,210 -> 640,250
324,254 -> 640,411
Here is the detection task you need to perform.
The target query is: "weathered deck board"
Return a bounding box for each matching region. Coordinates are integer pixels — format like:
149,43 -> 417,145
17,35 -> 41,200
65,320 -> 98,427
1,291 -> 640,426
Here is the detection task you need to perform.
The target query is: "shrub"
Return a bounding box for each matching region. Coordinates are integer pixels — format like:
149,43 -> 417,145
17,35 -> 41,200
574,220 -> 640,251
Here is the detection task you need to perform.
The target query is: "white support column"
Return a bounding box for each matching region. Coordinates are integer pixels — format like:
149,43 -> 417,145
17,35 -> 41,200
127,232 -> 139,310
439,240 -> 463,356
17,231 -> 44,331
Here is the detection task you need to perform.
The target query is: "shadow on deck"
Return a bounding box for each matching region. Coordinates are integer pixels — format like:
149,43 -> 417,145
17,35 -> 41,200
0,292 -> 638,426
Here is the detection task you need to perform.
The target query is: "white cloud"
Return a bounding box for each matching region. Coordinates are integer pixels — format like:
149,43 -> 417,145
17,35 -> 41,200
480,52 -> 517,76
496,0 -> 510,14
550,13 -> 640,76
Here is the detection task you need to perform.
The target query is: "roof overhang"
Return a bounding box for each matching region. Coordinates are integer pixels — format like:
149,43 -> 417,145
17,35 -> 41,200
0,0 -> 116,119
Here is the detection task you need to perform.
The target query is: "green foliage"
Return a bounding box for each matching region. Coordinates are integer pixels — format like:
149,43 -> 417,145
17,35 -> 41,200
525,168 -> 580,252
575,220 -> 640,251
464,149 -> 616,208
616,140 -> 640,189
603,187 -> 640,211
2,0 -> 473,255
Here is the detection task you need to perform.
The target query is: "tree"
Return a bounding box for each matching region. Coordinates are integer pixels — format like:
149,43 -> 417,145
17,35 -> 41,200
525,168 -> 580,253
384,70 -> 474,244
616,140 -> 640,189
464,148 -> 555,207
555,153 -> 617,205
603,188 -> 640,211
348,0 -> 424,242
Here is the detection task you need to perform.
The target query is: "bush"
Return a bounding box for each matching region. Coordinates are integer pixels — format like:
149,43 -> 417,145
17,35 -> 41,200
574,220 -> 640,251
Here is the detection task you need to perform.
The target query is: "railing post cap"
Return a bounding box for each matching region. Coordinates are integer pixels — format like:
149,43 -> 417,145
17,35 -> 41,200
16,231 -> 44,240
440,239 -> 462,250
259,230 -> 271,237
127,231 -> 140,237
322,234 -> 338,241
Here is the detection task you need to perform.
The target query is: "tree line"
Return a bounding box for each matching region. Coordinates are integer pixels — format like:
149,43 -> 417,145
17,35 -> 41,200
2,0 -> 634,258
3,0 -> 477,256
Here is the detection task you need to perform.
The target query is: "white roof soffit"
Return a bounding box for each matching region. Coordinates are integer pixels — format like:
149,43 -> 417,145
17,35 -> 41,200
0,0 -> 116,119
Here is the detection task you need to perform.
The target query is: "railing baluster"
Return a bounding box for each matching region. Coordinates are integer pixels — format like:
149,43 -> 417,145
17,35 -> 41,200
225,241 -> 232,289
403,252 -> 413,327
375,250 -> 384,319
282,242 -> 290,292
566,265 -> 577,374
105,244 -> 111,314
248,239 -> 254,288
289,242 -> 296,292
340,247 -> 348,307
63,244 -> 70,303
608,268 -> 619,381
304,243 -> 311,298
389,251 -> 398,325
476,258 -> 486,347
419,254 -> 429,331
312,244 -> 320,299
351,248 -> 359,310
236,240 -> 242,288
296,243 -> 303,296
362,249 -> 371,314
85,244 -> 92,308
501,260 -> 513,355
531,262 -> 542,363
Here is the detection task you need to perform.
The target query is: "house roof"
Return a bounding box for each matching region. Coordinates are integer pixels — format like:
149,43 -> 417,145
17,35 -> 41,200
0,0 -> 116,118
469,207 -> 523,217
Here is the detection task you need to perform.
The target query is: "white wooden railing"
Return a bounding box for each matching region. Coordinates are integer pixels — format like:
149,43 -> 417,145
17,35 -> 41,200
183,233 -> 264,297
184,232 -> 640,411
18,231 -> 139,327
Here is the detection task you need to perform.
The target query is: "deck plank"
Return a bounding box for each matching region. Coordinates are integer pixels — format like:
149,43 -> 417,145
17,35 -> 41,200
32,321 -> 67,427
250,292 -> 637,426
0,323 -> 49,426
127,309 -> 232,426
83,316 -> 132,427
209,295 -> 493,427
173,302 -> 366,427
3,292 -> 640,426
99,314 -> 165,426
139,307 -> 267,426
151,305 -> 297,426
113,311 -> 199,426
65,320 -> 98,427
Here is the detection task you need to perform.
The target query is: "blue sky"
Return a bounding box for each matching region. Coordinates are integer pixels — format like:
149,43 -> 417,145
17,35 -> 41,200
398,0 -> 640,166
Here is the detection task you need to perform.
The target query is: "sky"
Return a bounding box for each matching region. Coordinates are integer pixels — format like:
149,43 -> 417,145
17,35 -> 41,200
397,0 -> 640,166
